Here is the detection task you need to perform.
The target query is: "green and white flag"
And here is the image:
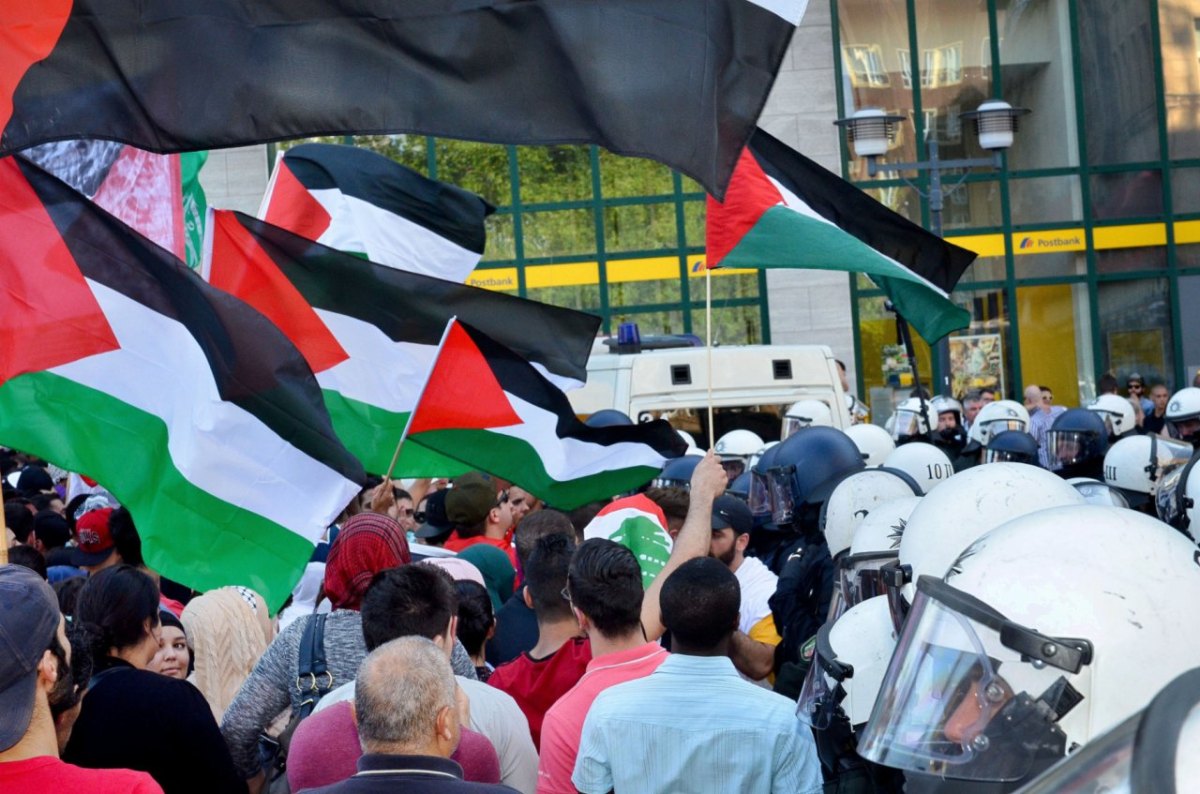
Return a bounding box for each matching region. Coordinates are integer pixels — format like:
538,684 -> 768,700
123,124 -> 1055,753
583,495 -> 674,589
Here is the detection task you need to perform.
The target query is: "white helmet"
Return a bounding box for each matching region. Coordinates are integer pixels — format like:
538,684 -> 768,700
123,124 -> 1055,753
1018,666 -> 1200,794
1166,387 -> 1200,445
1103,435 -> 1193,504
882,442 -> 955,495
967,399 -> 1031,447
896,463 -> 1083,605
714,429 -> 763,461
799,595 -> 897,729
838,495 -> 922,616
1067,477 -> 1131,508
930,395 -> 964,424
747,440 -> 778,472
1156,455 -> 1200,534
889,397 -> 932,442
860,506 -> 1200,785
845,423 -> 895,467
782,399 -> 833,440
822,469 -> 922,559
1087,393 -> 1137,440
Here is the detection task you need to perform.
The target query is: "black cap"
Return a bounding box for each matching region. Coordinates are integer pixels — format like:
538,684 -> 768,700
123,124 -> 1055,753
711,495 -> 753,536
413,490 -> 453,540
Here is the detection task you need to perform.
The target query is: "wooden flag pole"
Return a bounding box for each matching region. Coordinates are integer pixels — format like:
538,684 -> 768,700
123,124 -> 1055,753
0,495 -> 8,564
382,316 -> 458,482
706,266 -> 715,450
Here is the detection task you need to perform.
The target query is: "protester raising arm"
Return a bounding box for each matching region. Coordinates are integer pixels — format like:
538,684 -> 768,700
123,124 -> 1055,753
640,451 -> 726,641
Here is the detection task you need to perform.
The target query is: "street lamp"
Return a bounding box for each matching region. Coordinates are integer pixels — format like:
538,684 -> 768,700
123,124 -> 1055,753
833,99 -> 1030,400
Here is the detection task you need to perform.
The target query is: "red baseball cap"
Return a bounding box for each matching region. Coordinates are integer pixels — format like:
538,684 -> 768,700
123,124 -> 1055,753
73,507 -> 116,567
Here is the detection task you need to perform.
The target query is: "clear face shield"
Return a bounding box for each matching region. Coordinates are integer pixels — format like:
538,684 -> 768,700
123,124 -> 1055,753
782,415 -> 812,441
879,559 -> 913,635
767,464 -> 797,526
1072,481 -> 1131,508
1155,458 -> 1197,531
836,551 -> 899,620
798,622 -> 853,731
984,447 -> 1037,465
982,418 -> 1027,441
858,577 -> 1093,783
891,410 -> 926,441
748,469 -> 773,517
1046,430 -> 1096,468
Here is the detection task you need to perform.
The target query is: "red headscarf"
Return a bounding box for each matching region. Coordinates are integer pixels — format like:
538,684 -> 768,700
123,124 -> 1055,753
323,513 -> 411,610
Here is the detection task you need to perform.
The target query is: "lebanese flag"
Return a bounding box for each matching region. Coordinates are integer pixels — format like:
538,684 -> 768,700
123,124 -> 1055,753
0,0 -> 808,200
204,210 -> 600,476
406,321 -> 687,509
583,495 -> 673,588
707,128 -> 976,342
0,156 -> 364,609
260,144 -> 494,283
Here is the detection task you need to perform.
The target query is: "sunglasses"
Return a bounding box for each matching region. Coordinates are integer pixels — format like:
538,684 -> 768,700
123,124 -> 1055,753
1128,383 -> 1143,391
495,490 -> 509,508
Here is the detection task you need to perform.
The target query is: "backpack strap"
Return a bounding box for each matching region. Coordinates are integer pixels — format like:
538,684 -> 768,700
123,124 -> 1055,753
293,614 -> 332,718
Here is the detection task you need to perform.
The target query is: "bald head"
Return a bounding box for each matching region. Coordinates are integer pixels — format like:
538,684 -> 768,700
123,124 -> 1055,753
1023,385 -> 1042,411
355,637 -> 458,754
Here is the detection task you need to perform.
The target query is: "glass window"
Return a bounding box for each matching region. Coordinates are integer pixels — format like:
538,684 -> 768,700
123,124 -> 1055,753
945,287 -> 1012,400
1090,170 -> 1164,220
842,44 -> 891,87
518,146 -> 592,205
598,149 -> 674,198
941,179 -> 1001,232
957,255 -> 1005,284
525,282 -> 601,316
1078,2 -> 1160,165
609,276 -> 683,309
434,140 -> 512,207
603,203 -> 679,254
912,1 -> 992,162
1014,250 -> 1086,281
865,185 -> 923,224
682,201 -> 706,248
1171,168 -> 1200,215
1096,245 -> 1166,275
996,0 -> 1079,170
521,210 -> 596,258
1098,279 -> 1174,392
1009,175 -> 1083,226
688,304 -> 764,346
483,214 -> 516,261
1159,6 -> 1200,159
856,295 -> 934,413
610,309 -> 686,338
1016,283 -> 1095,407
1178,275 -> 1200,389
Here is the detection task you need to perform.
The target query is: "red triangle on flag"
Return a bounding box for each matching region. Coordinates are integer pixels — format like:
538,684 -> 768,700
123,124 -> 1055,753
0,1 -> 71,133
705,147 -> 784,268
408,321 -> 523,434
0,158 -> 120,385
207,211 -> 350,374
263,160 -> 333,244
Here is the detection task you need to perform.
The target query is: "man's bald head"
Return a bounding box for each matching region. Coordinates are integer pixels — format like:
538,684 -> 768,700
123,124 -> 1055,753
1023,384 -> 1042,411
355,636 -> 458,754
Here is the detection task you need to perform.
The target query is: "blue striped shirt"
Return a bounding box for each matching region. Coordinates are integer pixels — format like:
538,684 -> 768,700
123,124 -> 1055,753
572,654 -> 822,794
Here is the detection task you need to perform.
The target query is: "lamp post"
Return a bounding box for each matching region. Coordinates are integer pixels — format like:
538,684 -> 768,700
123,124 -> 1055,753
834,100 -> 1030,399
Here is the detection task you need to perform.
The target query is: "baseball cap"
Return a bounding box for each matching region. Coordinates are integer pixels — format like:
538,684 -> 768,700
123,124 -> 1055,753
16,465 -> 53,496
413,490 -> 454,540
1127,372 -> 1144,385
445,472 -> 497,528
72,507 -> 116,567
0,565 -> 61,751
711,495 -> 753,536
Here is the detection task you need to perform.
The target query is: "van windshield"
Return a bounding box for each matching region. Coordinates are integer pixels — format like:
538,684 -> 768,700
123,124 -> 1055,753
636,405 -> 788,445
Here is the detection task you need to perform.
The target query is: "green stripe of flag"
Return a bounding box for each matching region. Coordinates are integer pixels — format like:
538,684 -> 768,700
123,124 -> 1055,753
321,389 -> 471,477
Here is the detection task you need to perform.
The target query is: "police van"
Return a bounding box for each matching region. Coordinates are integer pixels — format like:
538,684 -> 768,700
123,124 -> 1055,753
568,337 -> 851,444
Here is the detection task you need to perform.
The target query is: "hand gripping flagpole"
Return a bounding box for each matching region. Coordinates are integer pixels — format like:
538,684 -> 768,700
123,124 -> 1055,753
383,316 -> 458,482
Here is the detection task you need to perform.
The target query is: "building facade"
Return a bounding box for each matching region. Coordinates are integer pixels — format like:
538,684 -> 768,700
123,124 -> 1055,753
200,0 -> 1200,410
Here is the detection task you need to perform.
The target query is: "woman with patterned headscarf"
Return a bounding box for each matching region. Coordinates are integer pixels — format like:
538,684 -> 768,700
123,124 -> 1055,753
182,586 -> 274,722
219,513 -> 479,788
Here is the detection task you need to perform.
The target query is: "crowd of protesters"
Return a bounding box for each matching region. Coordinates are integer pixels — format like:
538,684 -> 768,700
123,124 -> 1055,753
3,370 -> 1200,794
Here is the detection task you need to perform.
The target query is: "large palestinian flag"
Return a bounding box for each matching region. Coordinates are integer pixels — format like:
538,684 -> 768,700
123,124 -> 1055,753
405,320 -> 687,509
0,0 -> 809,200
0,156 -> 364,609
706,128 -> 975,342
204,210 -> 601,476
261,144 -> 493,283
583,495 -> 673,589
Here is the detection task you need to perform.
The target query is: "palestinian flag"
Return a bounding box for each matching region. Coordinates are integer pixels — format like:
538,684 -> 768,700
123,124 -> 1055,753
0,156 -> 364,609
583,495 -> 673,589
0,0 -> 808,200
706,128 -> 975,341
204,211 -> 601,476
405,320 -> 687,509
261,144 -> 494,283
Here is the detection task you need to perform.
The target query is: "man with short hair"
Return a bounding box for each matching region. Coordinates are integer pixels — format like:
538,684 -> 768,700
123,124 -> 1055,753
1145,383 -> 1171,436
962,390 -> 984,432
1025,384 -> 1055,469
297,566 -> 538,793
979,387 -> 996,404
573,558 -> 821,794
535,539 -> 669,794
300,637 -> 516,794
0,565 -> 162,793
708,495 -> 781,683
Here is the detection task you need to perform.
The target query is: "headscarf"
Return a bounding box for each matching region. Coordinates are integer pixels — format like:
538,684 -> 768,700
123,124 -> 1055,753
456,544 -> 515,613
181,586 -> 274,722
323,513 -> 411,610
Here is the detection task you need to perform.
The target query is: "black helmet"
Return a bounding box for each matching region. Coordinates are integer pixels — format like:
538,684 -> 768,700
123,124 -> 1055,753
584,409 -> 634,428
765,427 -> 865,528
651,454 -> 702,490
1046,408 -> 1109,478
984,430 -> 1040,465
727,471 -> 751,502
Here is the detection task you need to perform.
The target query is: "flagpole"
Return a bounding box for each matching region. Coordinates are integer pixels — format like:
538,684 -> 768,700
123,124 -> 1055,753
706,266 -> 715,450
383,316 -> 458,482
0,501 -> 7,564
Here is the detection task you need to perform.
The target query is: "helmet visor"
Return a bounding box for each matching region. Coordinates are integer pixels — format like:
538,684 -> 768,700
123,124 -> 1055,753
768,466 -> 796,525
840,552 -> 898,612
981,418 -> 1026,443
1155,465 -> 1187,529
891,410 -> 925,441
748,470 -> 772,517
797,622 -> 851,730
650,475 -> 689,489
858,579 -> 1068,782
782,416 -> 809,441
984,448 -> 1036,465
1046,430 -> 1095,468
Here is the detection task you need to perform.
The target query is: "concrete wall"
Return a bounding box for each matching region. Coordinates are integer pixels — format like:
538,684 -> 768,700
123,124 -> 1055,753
760,2 -> 859,390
